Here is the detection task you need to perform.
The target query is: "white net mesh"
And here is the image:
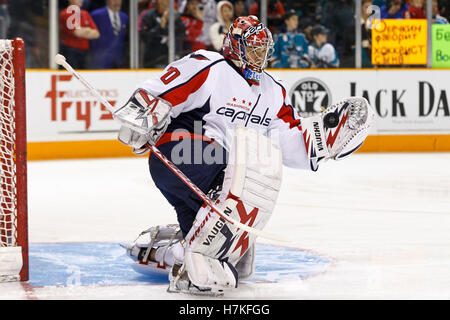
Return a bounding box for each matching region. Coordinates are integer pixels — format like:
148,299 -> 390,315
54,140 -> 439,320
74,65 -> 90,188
0,40 -> 17,248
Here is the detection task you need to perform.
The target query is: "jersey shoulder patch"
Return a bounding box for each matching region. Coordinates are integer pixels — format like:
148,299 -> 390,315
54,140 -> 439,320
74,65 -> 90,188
189,50 -> 224,63
166,50 -> 225,79
263,70 -> 288,97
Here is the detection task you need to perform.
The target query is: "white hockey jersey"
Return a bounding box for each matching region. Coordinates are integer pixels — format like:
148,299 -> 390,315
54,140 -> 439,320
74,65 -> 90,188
139,50 -> 311,170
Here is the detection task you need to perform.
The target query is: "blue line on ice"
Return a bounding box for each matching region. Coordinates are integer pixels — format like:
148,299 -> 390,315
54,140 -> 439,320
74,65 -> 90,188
29,242 -> 330,287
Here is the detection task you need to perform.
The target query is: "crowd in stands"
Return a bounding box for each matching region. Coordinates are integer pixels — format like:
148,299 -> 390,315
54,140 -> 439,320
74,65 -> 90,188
2,0 -> 450,69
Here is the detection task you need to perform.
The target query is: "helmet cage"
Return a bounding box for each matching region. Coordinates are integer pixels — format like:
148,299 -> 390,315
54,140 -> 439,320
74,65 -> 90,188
228,22 -> 274,73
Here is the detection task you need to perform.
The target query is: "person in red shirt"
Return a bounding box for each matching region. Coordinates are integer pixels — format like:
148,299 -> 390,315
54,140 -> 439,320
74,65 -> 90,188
249,0 -> 285,33
403,0 -> 426,18
60,0 -> 100,68
231,0 -> 248,19
181,0 -> 206,54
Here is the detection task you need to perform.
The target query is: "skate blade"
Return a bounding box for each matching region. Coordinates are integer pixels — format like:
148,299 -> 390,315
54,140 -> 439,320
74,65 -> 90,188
167,284 -> 224,297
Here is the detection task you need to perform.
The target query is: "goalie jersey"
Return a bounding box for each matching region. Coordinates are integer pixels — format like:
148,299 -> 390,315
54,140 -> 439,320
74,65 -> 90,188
139,50 -> 311,170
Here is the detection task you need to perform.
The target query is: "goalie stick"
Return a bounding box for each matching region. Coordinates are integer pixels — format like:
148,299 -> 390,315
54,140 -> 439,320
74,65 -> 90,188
54,54 -> 289,243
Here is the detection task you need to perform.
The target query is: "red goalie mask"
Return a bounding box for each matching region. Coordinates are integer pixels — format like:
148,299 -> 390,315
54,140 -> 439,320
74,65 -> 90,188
222,16 -> 274,82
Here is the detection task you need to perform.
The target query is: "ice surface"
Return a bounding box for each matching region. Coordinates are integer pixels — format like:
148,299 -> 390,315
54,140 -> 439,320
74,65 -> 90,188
1,152 -> 450,299
26,242 -> 329,287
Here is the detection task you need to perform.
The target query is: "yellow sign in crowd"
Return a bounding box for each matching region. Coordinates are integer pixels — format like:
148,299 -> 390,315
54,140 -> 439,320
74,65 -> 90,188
372,19 -> 428,65
371,19 -> 450,68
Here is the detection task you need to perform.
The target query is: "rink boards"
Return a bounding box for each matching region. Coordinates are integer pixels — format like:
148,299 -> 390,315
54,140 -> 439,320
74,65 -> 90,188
25,68 -> 450,159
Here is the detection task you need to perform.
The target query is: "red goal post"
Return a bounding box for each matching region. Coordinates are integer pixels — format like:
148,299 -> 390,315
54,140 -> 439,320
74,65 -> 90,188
0,38 -> 28,282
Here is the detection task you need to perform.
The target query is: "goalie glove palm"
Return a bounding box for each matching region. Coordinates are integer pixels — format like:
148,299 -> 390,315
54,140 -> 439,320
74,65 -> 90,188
301,97 -> 375,170
118,118 -> 169,153
116,89 -> 171,151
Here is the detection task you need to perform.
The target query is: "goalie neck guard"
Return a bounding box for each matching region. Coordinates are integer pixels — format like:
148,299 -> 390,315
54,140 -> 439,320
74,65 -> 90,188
222,16 -> 274,85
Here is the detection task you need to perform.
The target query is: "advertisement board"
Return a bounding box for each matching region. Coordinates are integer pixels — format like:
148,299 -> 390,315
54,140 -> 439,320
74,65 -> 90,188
28,70 -> 151,142
26,68 -> 450,158
278,70 -> 450,135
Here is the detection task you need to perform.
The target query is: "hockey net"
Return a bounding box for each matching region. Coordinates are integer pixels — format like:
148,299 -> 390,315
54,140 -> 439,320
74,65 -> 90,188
0,38 -> 28,282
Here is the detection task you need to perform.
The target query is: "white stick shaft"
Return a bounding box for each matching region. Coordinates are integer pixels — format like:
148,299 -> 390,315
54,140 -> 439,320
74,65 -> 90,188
58,59 -> 115,114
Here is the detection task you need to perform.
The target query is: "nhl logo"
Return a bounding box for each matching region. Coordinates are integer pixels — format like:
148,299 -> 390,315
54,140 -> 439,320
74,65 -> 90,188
289,78 -> 332,117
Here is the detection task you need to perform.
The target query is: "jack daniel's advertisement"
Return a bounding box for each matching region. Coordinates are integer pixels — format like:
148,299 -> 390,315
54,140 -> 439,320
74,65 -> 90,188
284,70 -> 450,135
25,69 -> 450,144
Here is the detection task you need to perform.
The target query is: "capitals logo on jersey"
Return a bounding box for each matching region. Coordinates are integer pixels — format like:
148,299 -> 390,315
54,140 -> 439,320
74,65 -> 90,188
217,97 -> 271,127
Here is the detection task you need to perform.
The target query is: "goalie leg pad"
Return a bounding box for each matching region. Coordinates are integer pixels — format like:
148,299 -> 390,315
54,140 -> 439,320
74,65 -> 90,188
235,244 -> 255,280
184,251 -> 238,290
182,127 -> 282,289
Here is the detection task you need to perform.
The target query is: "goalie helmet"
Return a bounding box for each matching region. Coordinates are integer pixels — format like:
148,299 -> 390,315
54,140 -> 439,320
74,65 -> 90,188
222,16 -> 274,84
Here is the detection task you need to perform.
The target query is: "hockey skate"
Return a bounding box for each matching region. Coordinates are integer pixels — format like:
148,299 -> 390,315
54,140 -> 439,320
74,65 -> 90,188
120,224 -> 226,296
167,264 -> 225,297
120,224 -> 184,276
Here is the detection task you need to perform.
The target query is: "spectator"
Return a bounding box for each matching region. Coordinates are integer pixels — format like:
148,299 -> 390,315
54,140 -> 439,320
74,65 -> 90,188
89,0 -> 129,69
59,0 -> 99,69
138,1 -> 154,32
315,0 -> 326,24
199,0 -> 218,50
209,1 -> 233,52
0,0 -> 9,39
361,0 -> 374,67
141,0 -> 156,10
299,16 -> 314,43
433,0 -> 449,24
140,0 -> 185,68
436,0 -> 449,21
307,24 -> 339,68
380,0 -> 409,19
271,10 -> 309,68
404,0 -> 425,19
231,0 -> 247,18
373,0 -> 387,7
82,0 -> 91,10
7,0 -> 45,67
249,0 -> 285,33
179,0 -> 217,50
139,0 -> 173,32
320,0 -> 354,67
181,0 -> 206,53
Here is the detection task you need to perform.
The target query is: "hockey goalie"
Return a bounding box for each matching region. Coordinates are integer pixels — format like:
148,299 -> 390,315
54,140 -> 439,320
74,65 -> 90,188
117,16 -> 375,295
